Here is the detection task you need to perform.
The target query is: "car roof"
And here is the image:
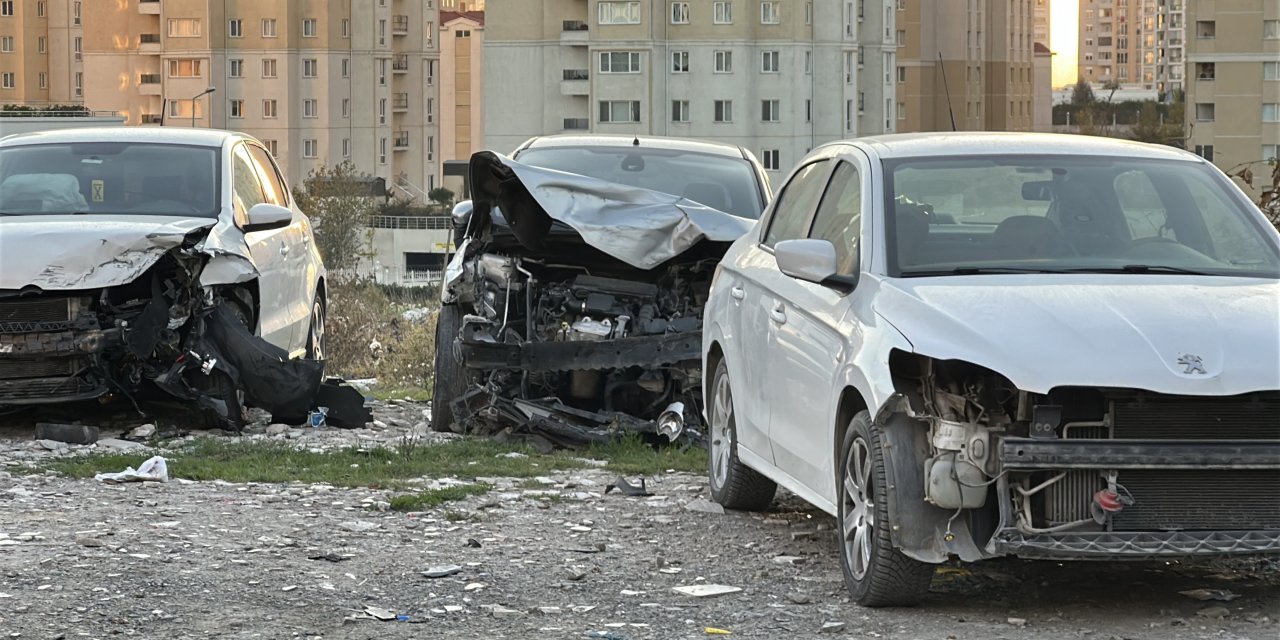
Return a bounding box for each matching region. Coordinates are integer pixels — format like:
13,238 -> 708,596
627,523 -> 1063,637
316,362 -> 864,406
518,134 -> 748,159
0,127 -> 249,149
840,131 -> 1201,163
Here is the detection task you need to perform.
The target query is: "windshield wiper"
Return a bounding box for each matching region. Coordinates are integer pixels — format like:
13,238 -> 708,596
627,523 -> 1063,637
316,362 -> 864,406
1067,264 -> 1215,276
900,266 -> 1071,277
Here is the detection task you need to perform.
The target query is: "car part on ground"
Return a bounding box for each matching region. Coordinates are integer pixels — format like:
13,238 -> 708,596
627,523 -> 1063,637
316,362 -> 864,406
434,148 -> 760,448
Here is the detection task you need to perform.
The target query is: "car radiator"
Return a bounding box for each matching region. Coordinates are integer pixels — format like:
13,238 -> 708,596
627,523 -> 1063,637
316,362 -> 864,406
1040,392 -> 1280,532
0,297 -> 82,333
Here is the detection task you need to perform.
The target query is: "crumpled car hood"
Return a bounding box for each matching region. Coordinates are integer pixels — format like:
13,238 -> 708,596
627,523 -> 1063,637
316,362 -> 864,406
469,151 -> 755,270
874,275 -> 1280,396
0,215 -> 217,290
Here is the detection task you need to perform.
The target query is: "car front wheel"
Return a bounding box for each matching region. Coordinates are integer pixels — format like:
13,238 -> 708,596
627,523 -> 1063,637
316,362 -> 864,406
707,359 -> 777,511
306,294 -> 326,360
838,411 -> 934,607
430,303 -> 472,433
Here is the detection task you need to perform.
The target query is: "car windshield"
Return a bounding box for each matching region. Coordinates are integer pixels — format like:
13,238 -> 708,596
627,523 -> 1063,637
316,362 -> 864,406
0,142 -> 220,218
886,155 -> 1280,278
514,145 -> 765,219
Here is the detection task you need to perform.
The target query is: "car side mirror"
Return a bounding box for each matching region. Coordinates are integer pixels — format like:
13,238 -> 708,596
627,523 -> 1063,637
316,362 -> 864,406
776,239 -> 858,292
451,200 -> 474,228
244,203 -> 293,232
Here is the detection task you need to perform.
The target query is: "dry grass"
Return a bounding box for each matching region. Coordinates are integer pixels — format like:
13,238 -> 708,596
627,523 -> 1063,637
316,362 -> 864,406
325,278 -> 438,390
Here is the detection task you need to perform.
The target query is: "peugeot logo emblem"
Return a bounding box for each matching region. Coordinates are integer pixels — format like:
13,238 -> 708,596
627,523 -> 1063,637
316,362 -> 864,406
1177,354 -> 1207,375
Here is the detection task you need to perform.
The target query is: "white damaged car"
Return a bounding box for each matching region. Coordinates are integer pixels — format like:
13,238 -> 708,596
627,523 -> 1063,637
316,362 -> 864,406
702,132 -> 1280,606
0,128 -> 327,428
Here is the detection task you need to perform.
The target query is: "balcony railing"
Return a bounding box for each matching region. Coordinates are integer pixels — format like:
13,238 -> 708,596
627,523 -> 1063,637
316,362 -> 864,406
366,215 -> 452,230
140,34 -> 161,44
393,132 -> 410,149
393,93 -> 409,110
563,118 -> 589,130
563,20 -> 589,32
141,114 -> 164,124
139,74 -> 161,84
393,54 -> 410,71
563,69 -> 589,81
392,15 -> 409,34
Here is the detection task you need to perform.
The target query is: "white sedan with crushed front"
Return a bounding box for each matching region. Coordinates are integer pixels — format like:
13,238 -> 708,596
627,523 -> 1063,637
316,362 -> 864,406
702,132 -> 1280,606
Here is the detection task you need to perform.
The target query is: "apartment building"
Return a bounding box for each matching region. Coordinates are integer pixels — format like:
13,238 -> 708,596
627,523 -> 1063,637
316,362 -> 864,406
1032,0 -> 1049,48
1185,0 -> 1280,201
441,0 -> 484,9
895,0 -> 1037,133
440,9 -> 484,178
1078,0 -> 1184,94
483,0 -> 898,178
0,0 -> 84,106
82,0 -> 440,193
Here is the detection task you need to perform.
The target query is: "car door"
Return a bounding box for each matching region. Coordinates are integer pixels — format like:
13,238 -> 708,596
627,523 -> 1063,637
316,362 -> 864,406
765,159 -> 868,496
727,158 -> 834,462
246,143 -> 310,354
232,143 -> 293,348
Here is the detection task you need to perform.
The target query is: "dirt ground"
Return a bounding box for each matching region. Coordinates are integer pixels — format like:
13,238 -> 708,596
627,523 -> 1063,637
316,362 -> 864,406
0,402 -> 1276,640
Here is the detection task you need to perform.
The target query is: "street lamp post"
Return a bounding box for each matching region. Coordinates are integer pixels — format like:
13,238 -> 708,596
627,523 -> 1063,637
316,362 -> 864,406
191,86 -> 216,128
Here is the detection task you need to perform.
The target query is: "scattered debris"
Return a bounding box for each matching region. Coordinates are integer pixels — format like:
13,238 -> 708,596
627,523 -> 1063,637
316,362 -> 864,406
96,438 -> 148,452
1007,617 -> 1028,627
127,423 -> 157,440
1197,606 -> 1231,619
1180,588 -> 1241,602
584,632 -> 627,640
772,556 -> 804,566
605,477 -> 652,497
93,456 -> 169,483
683,498 -> 725,515
785,593 -> 812,605
307,378 -> 373,428
337,520 -> 379,533
704,627 -> 732,635
464,538 -> 483,548
34,422 -> 99,445
308,553 -> 349,563
819,621 -> 847,634
423,565 -> 463,579
672,584 -> 742,598
360,605 -> 400,621
463,582 -> 486,592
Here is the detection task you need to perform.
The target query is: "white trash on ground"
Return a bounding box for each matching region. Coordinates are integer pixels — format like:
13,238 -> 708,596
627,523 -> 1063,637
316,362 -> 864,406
93,456 -> 169,484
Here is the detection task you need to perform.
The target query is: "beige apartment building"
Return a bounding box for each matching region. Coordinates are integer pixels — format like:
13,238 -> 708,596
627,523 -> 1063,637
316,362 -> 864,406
1078,0 -> 1184,94
0,0 -> 84,106
440,8 -> 483,177
895,0 -> 1037,133
484,0 -> 899,178
81,0 -> 440,193
1185,0 -> 1280,201
1033,0 -> 1049,48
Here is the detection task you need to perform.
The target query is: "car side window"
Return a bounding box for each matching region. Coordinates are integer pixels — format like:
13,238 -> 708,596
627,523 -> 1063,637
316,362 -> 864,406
247,144 -> 290,207
763,159 -> 831,248
232,144 -> 266,220
808,162 -> 862,276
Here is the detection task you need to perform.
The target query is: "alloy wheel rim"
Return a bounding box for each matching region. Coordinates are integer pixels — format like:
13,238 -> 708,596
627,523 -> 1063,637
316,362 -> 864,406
709,371 -> 733,490
311,302 -> 326,360
843,437 -> 875,580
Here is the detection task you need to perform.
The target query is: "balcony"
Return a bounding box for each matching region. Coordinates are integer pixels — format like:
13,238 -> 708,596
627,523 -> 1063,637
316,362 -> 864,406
393,132 -> 410,150
139,74 -> 161,95
392,15 -> 409,35
393,93 -> 409,112
561,21 -> 589,45
560,69 -> 588,95
393,54 -> 410,73
139,33 -> 161,54
563,117 -> 589,131
141,114 -> 163,124
139,0 -> 160,15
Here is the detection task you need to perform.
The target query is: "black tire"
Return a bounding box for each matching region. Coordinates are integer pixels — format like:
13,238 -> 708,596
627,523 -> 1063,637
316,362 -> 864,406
838,411 -> 934,607
707,359 -> 777,511
430,303 -> 472,433
306,294 -> 326,360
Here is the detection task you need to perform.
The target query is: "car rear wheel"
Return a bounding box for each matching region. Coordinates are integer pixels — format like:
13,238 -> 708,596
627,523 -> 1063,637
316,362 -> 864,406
838,411 -> 934,607
430,303 -> 472,433
306,294 -> 326,361
707,359 -> 777,511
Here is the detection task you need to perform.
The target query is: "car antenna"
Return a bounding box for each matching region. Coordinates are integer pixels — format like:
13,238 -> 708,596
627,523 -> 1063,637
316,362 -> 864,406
937,52 -> 958,131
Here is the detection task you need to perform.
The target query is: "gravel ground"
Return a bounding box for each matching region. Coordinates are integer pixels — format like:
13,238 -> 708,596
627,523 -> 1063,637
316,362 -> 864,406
1,401 -> 1276,640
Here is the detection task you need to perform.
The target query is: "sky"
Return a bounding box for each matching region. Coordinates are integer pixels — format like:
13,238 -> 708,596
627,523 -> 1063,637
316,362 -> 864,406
1050,0 -> 1079,89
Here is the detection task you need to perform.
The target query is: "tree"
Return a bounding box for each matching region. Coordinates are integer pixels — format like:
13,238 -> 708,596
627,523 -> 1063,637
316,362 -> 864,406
292,162 -> 377,273
428,187 -> 456,209
1070,78 -> 1096,106
1102,79 -> 1121,103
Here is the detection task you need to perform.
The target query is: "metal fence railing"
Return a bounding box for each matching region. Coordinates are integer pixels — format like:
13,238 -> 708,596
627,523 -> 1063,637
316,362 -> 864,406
367,215 -> 453,230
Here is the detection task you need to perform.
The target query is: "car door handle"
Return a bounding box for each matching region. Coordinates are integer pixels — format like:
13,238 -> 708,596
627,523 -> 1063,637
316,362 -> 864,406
770,304 -> 787,325
279,243 -> 290,257
730,286 -> 745,300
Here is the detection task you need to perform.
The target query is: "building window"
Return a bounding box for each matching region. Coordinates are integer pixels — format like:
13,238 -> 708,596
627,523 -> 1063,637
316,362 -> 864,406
262,59 -> 277,78
303,139 -> 318,159
1264,103 -> 1280,123
229,59 -> 244,78
761,50 -> 780,73
74,72 -> 82,97
805,1 -> 812,24
37,1 -> 45,18
379,98 -> 387,124
73,1 -> 79,24
229,99 -> 244,118
897,29 -> 905,46
761,149 -> 780,171
0,72 -> 12,89
1265,62 -> 1280,81
379,59 -> 387,85
761,2 -> 780,24
168,18 -> 202,37
263,99 -> 278,118
714,1 -> 733,24
0,37 -> 11,53
1194,145 -> 1214,161
761,99 -> 780,122
671,2 -> 689,24
262,18 -> 278,38
428,135 -> 435,161
379,138 -> 387,165
598,1 -> 641,24
1196,62 -> 1215,81
38,72 -> 47,89
804,51 -> 811,74
342,18 -> 350,38
672,50 -> 689,73
379,19 -> 386,44
303,18 -> 317,38
303,59 -> 318,78
1266,20 -> 1280,39
169,99 -> 203,118
1264,145 -> 1278,162
427,98 -> 434,123
1195,20 -> 1215,39
714,50 -> 732,73
672,100 -> 689,123
0,1 -> 11,16
70,35 -> 79,60
342,138 -> 351,158
599,51 -> 641,73
897,66 -> 906,82
897,101 -> 906,120
1195,103 -> 1215,122
168,59 -> 203,78
428,60 -> 436,85
805,98 -> 811,122
713,99 -> 733,122
229,19 -> 243,37
342,58 -> 351,78
599,100 -> 641,123
38,36 -> 46,53
264,140 -> 278,156
342,98 -> 350,118
303,99 -> 318,118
